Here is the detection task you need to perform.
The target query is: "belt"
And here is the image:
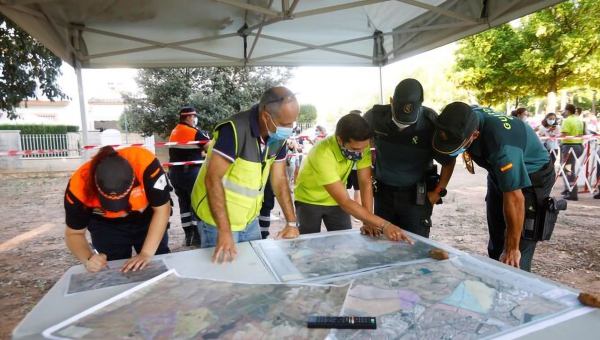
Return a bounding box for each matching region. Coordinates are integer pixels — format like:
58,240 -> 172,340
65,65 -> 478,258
377,181 -> 414,192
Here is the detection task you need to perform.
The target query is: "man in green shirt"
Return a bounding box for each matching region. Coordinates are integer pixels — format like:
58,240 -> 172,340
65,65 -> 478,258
560,104 -> 584,201
433,103 -> 556,272
294,114 -> 412,243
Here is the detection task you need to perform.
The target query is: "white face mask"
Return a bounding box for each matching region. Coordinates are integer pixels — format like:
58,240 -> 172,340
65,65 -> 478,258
547,119 -> 555,125
192,117 -> 198,126
521,116 -> 528,122
391,115 -> 412,130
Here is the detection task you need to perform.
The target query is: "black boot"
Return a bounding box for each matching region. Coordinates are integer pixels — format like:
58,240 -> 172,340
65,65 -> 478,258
183,227 -> 193,247
190,226 -> 201,247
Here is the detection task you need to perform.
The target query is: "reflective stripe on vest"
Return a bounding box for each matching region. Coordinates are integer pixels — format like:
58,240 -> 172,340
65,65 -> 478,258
191,109 -> 284,231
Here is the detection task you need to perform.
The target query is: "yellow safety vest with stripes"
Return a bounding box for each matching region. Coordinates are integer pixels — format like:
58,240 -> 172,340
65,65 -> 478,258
191,109 -> 285,231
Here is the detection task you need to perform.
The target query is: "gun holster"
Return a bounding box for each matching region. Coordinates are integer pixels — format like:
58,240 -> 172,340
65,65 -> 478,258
522,197 -> 567,241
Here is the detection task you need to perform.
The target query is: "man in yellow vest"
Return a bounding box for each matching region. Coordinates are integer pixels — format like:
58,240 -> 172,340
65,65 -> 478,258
192,87 -> 300,263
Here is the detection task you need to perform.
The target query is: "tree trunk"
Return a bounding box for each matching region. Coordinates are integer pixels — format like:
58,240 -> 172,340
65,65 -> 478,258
546,81 -> 558,114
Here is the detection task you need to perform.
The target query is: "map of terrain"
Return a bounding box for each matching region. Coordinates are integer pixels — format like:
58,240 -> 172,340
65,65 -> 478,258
48,271 -> 349,339
253,232 -> 438,282
66,260 -> 168,295
329,260 -> 572,339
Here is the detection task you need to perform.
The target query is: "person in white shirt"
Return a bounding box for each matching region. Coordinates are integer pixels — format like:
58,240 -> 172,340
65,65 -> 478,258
536,113 -> 561,166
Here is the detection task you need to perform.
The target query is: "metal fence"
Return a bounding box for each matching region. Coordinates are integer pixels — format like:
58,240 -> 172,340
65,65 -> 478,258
20,134 -> 81,158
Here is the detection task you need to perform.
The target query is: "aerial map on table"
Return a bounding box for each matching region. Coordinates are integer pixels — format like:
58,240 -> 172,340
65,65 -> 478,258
66,260 -> 168,295
45,270 -> 349,340
328,257 -> 582,340
252,231 -> 439,282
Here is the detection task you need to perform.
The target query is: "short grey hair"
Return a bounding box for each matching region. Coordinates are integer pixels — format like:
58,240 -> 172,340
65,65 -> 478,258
259,87 -> 295,118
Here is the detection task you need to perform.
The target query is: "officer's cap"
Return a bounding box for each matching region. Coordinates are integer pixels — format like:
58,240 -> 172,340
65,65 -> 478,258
95,153 -> 135,213
433,102 -> 478,155
392,78 -> 423,125
179,106 -> 198,116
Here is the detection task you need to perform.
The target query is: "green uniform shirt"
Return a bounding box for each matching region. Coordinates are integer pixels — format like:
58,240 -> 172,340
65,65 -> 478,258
561,114 -> 584,144
294,135 -> 371,206
468,106 -> 550,192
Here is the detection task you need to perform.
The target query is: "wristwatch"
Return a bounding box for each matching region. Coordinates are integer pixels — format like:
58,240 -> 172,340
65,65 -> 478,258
435,187 -> 448,197
287,221 -> 299,228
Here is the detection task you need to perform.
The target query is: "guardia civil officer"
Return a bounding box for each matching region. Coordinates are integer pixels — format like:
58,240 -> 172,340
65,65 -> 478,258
433,103 -> 564,272
363,79 -> 456,238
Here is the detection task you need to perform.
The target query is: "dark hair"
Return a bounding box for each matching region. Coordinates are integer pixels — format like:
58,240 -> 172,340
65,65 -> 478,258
514,107 -> 527,117
335,114 -> 372,143
565,104 -> 576,114
576,107 -> 583,114
85,146 -> 118,200
541,113 -> 557,127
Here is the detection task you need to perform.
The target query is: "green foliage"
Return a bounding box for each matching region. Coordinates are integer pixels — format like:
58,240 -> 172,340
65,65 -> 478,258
298,104 -> 317,123
124,67 -> 292,137
0,124 -> 79,134
454,0 -> 600,109
0,13 -> 67,119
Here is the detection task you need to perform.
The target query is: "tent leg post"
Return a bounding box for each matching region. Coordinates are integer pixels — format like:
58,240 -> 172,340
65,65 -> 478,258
75,63 -> 89,160
379,66 -> 384,105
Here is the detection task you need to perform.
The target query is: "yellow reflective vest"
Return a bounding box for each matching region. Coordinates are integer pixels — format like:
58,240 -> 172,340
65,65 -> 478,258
191,108 -> 285,231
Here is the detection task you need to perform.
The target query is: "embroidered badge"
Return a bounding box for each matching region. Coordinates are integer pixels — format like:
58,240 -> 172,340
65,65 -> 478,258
403,103 -> 413,114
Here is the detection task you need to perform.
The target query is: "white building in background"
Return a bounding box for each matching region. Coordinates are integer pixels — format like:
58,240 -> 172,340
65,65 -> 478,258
1,68 -> 138,131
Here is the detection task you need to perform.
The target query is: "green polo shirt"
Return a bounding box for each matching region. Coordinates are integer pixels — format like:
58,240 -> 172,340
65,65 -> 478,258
294,135 -> 371,206
561,114 -> 584,144
468,106 -> 550,192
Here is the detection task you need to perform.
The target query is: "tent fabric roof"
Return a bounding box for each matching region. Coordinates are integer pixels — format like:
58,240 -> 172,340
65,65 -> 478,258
0,0 -> 563,68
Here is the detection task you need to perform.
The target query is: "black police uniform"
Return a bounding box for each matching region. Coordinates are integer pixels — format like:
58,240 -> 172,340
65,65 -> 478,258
363,105 -> 453,237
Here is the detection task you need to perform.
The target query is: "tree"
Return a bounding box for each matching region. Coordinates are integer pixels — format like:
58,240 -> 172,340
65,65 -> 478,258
454,0 -> 600,113
0,13 -> 66,119
123,67 -> 292,137
298,104 -> 317,123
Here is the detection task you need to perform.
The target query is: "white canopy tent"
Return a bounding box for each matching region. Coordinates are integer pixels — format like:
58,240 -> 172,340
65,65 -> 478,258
0,0 -> 564,147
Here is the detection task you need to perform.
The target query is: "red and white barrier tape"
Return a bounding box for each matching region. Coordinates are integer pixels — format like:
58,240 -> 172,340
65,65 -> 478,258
162,160 -> 204,167
539,135 -> 598,141
0,140 -> 209,157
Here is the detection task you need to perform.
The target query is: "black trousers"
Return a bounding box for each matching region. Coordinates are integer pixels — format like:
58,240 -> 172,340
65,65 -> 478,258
295,201 -> 351,234
374,186 -> 433,238
485,162 -> 555,272
259,178 -> 275,239
88,213 -> 170,261
169,166 -> 201,230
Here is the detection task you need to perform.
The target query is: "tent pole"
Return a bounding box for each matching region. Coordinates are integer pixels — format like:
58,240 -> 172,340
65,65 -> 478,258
75,62 -> 89,160
72,28 -> 90,160
379,66 -> 384,105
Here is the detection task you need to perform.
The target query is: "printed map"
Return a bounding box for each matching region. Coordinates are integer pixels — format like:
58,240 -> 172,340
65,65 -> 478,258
328,259 -> 573,340
47,271 -> 349,340
66,260 -> 168,295
253,232 -> 438,282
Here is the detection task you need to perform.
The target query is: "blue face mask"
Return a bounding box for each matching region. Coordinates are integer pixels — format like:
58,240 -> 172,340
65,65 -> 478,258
340,145 -> 364,161
448,147 -> 467,157
266,115 -> 293,146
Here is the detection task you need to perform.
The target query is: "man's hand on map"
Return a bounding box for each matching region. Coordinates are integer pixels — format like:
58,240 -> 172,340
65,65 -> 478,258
360,225 -> 382,237
276,226 -> 300,239
85,253 -> 107,272
121,252 -> 153,273
499,248 -> 521,269
383,225 -> 414,244
213,230 -> 238,264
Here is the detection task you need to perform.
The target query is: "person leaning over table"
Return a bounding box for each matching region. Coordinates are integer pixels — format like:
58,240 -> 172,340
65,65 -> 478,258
294,113 -> 413,244
64,146 -> 172,273
191,87 -> 301,264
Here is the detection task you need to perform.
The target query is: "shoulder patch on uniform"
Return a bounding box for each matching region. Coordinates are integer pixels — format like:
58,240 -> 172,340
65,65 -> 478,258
500,163 -> 513,172
150,167 -> 161,178
153,174 -> 168,190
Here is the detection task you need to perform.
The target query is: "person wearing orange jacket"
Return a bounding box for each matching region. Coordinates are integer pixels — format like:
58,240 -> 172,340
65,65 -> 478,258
64,146 -> 172,273
168,107 -> 210,246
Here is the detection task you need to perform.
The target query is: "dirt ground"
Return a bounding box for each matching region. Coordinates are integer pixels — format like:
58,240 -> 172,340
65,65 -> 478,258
0,165 -> 599,339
